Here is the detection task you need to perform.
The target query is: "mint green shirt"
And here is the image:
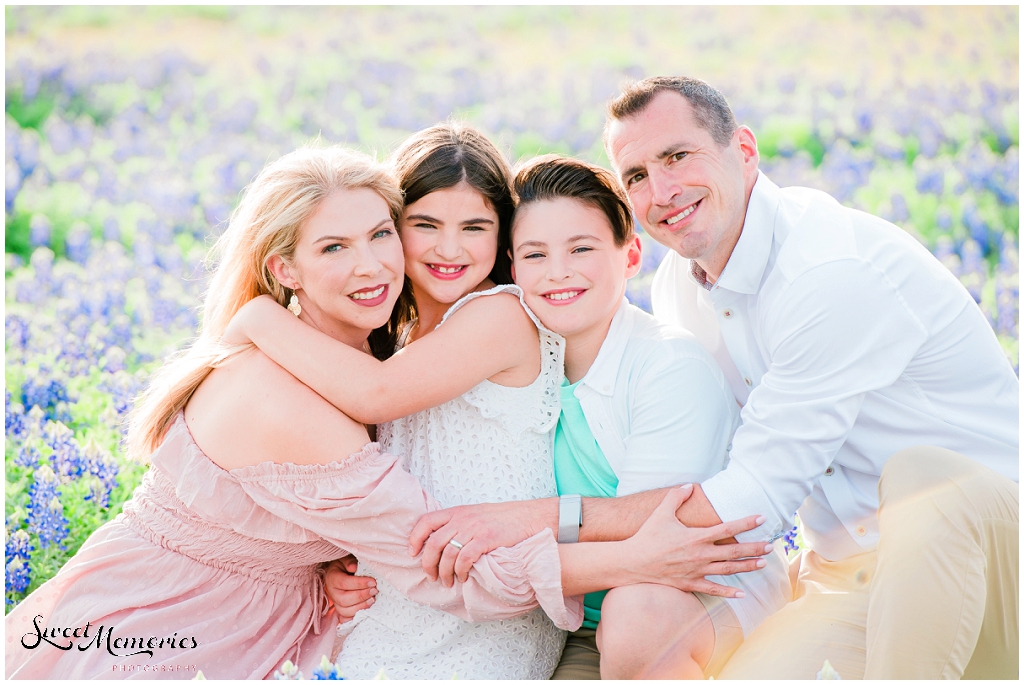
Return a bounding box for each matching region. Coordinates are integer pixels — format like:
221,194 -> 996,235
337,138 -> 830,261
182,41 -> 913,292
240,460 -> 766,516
553,378 -> 618,630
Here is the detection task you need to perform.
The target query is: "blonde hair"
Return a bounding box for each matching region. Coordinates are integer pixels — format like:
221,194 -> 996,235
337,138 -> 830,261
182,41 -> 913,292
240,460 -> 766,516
126,144 -> 403,461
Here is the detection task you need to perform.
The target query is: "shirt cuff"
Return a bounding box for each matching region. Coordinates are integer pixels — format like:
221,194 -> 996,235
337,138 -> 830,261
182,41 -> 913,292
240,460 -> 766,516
701,462 -> 788,543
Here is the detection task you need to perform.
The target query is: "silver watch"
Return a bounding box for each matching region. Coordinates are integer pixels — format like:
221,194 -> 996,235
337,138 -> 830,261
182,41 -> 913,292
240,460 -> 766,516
557,494 -> 583,543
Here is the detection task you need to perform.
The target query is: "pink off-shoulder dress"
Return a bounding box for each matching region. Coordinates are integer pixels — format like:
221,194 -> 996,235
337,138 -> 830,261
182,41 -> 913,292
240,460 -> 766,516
4,413 -> 582,680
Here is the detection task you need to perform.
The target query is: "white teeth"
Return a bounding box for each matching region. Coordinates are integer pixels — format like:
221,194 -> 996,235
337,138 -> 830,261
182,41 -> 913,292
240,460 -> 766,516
433,265 -> 464,274
350,286 -> 385,300
545,291 -> 582,301
666,202 -> 698,225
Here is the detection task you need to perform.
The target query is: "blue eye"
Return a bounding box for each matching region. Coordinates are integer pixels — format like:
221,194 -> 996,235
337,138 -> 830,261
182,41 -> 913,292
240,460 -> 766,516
373,229 -> 393,239
322,244 -> 342,254
572,246 -> 593,254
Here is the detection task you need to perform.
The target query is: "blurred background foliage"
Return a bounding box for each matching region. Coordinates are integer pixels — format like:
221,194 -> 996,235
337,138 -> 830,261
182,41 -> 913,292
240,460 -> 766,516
4,6 -> 1018,610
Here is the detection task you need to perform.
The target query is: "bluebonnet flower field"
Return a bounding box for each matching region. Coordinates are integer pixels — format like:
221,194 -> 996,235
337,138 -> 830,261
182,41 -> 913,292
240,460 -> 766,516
4,6 -> 1018,611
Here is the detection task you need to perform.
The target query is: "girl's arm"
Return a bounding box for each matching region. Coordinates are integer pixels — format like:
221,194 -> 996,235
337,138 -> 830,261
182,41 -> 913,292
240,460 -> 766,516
226,292 -> 539,424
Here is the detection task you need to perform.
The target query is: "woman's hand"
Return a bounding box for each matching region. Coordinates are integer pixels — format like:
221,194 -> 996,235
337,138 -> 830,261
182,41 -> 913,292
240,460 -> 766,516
618,484 -> 773,598
222,294 -> 284,346
409,499 -> 556,587
323,555 -> 378,621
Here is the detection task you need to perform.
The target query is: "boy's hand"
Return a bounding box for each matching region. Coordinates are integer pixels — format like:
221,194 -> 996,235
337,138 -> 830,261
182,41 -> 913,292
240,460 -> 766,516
622,485 -> 773,597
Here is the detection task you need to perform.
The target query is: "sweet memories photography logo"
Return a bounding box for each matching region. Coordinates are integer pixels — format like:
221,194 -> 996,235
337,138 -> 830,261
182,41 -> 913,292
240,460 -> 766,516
20,614 -> 199,659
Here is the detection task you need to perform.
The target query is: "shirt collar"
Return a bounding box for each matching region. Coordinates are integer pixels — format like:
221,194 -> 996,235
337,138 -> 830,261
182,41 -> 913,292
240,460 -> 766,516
712,171 -> 781,296
577,298 -> 634,397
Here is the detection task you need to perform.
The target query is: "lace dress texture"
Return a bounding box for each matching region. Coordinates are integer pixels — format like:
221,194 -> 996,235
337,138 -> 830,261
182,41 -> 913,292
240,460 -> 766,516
336,284 -> 569,679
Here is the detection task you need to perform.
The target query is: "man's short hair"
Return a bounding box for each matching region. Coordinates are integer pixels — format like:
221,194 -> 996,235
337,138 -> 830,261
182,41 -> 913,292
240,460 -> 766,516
606,76 -> 738,148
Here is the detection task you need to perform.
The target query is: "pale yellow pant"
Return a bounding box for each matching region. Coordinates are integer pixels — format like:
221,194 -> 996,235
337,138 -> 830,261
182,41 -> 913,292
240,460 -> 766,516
719,446 -> 1019,680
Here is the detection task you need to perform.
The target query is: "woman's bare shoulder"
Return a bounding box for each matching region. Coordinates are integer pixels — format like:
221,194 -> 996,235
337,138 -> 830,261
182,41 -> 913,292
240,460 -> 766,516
185,348 -> 372,470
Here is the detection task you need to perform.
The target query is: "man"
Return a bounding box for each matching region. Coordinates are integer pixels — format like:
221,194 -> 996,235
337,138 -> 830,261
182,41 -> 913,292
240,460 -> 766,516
605,76 -> 1018,678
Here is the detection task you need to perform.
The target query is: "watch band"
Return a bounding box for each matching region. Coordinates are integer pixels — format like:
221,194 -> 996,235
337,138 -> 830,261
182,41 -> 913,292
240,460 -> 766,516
557,494 -> 583,543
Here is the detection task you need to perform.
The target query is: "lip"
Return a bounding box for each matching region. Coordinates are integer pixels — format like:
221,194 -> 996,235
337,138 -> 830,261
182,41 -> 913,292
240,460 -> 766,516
660,198 -> 702,232
348,283 -> 390,307
540,288 -> 586,306
425,263 -> 469,281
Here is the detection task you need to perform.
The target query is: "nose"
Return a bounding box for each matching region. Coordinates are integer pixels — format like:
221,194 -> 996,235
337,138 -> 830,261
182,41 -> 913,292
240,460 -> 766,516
352,243 -> 384,278
434,227 -> 463,261
648,166 -> 681,207
548,253 -> 575,281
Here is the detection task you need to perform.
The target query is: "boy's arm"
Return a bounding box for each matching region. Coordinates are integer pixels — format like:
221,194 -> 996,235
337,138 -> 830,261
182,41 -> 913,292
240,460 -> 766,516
410,484 -> 738,587
559,487 -> 765,598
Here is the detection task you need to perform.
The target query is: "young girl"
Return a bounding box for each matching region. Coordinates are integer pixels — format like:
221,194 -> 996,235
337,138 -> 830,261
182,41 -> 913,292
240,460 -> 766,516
409,155 -> 792,679
228,123 -> 569,679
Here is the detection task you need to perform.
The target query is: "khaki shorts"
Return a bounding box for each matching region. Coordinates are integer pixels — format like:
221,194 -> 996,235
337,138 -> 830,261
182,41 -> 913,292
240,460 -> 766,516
550,595 -> 744,680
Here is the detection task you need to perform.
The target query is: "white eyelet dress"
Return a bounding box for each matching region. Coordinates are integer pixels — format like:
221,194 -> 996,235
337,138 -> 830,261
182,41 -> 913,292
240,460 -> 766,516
335,284 -> 568,679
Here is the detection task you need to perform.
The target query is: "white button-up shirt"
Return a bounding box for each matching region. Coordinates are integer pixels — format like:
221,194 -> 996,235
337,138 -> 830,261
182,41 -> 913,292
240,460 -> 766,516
652,172 -> 1020,561
573,299 -> 740,497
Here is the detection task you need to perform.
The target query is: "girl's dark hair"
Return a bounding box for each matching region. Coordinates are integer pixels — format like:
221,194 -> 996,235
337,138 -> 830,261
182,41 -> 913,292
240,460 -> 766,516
367,122 -> 515,360
510,154 -> 635,247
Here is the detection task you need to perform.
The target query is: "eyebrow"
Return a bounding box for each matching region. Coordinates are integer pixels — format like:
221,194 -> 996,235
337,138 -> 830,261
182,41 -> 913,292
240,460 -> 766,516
405,213 -> 495,226
312,218 -> 392,244
515,234 -> 603,251
619,142 -> 689,183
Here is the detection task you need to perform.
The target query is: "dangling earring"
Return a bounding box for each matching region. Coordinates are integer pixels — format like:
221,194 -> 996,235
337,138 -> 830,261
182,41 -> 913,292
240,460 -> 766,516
287,292 -> 301,317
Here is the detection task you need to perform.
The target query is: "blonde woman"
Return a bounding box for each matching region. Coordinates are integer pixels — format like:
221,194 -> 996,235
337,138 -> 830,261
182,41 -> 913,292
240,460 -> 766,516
4,146 -> 582,680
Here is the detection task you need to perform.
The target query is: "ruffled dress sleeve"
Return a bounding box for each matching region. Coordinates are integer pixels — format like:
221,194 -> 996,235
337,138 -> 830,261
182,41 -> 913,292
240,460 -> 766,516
232,443 -> 582,631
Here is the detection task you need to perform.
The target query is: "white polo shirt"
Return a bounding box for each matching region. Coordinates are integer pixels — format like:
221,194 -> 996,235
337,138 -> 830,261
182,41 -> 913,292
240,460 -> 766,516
571,298 -> 739,496
571,299 -> 791,636
651,172 -> 1019,562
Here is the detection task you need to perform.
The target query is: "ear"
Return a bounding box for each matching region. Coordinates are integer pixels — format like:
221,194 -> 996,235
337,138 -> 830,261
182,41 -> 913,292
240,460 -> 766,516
624,235 -> 643,279
508,249 -> 517,283
735,126 -> 760,178
267,254 -> 301,291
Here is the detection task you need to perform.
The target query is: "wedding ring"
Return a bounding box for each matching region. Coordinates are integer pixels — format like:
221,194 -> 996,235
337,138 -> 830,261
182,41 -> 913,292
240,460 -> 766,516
448,538 -> 464,550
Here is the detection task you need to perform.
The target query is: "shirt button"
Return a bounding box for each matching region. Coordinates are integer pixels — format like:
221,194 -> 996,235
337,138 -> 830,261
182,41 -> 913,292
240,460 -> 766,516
744,376 -> 752,386
856,525 -> 867,537
722,309 -> 733,318
824,466 -> 834,476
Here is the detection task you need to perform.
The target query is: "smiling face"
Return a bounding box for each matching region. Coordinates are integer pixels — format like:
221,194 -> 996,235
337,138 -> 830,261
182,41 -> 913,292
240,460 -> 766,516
512,197 -> 641,346
399,180 -> 500,309
269,187 -> 405,348
607,90 -> 759,279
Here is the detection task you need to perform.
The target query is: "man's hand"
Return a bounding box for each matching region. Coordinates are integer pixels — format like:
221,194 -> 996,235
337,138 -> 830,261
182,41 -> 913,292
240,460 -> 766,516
323,555 -> 377,622
621,485 -> 773,597
409,498 -> 557,587
222,294 -> 281,346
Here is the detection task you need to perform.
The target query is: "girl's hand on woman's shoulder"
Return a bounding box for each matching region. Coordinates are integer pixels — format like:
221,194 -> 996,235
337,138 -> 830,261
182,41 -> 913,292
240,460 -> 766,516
223,294 -> 285,345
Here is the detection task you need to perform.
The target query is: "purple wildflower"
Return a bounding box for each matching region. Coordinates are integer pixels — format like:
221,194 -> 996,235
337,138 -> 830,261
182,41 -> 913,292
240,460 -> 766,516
43,421 -> 85,482
27,465 -> 69,549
